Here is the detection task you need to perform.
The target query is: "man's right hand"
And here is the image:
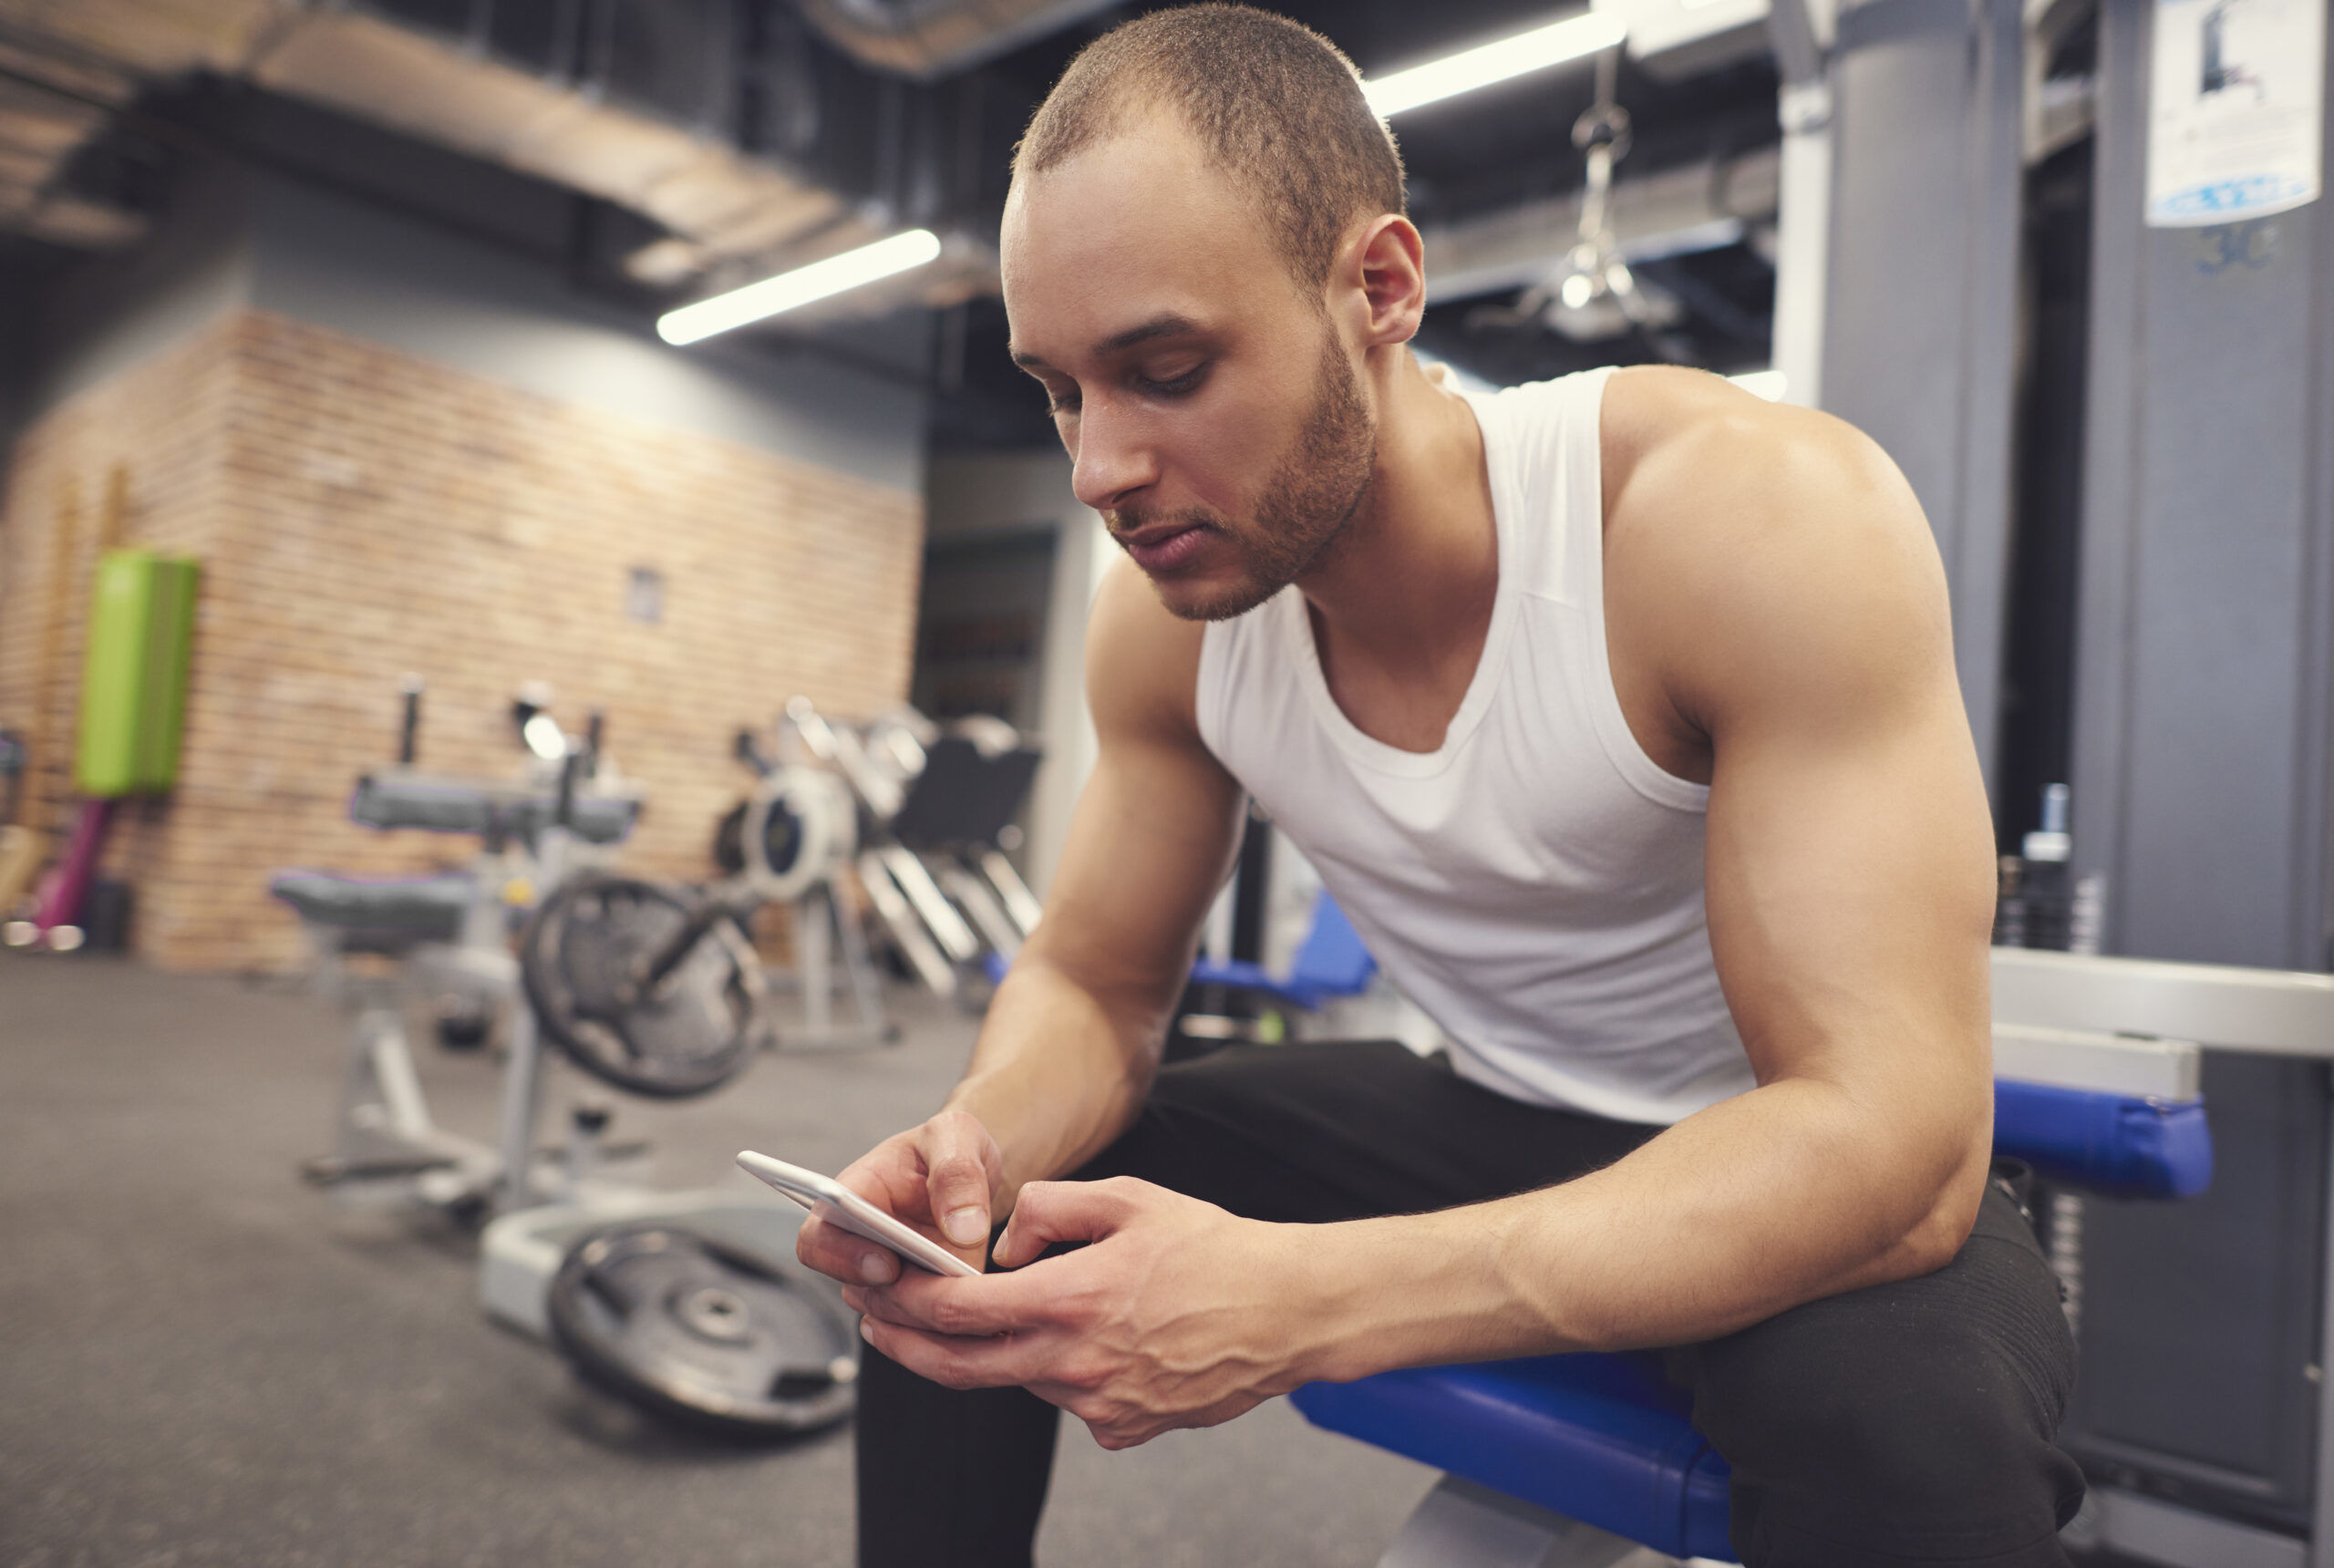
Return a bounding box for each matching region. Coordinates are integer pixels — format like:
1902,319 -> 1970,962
795,1109 -> 1007,1284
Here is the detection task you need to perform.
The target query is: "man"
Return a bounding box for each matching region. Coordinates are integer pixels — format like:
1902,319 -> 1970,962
798,7 -> 2081,1565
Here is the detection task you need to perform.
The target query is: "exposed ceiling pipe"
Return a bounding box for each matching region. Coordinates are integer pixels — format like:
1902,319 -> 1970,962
795,0 -> 1121,81
245,7 -> 854,272
0,0 -> 1004,316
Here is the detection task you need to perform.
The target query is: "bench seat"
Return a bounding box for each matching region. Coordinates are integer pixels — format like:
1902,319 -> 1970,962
1292,1077 -> 2212,1564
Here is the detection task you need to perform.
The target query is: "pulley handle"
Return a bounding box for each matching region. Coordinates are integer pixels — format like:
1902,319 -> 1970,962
397,675 -> 425,768
555,748 -> 584,831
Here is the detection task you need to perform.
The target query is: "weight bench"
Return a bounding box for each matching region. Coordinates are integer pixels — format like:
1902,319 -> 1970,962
1190,890 -> 1378,1013
274,770 -> 642,1215
1173,891 -> 1381,1049
271,867 -> 475,954
1291,969 -> 2216,1566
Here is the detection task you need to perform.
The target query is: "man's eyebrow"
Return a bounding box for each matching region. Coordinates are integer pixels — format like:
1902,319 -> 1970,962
1009,314 -> 1203,371
1095,314 -> 1201,356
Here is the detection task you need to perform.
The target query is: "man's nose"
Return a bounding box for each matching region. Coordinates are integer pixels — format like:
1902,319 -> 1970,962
1069,404 -> 1157,513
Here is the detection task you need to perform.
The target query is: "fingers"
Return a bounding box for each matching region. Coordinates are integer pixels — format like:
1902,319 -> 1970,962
795,1212 -> 899,1286
920,1110 -> 1002,1253
800,1113 -> 1000,1283
843,1264 -> 1052,1338
859,1315 -> 1061,1390
993,1176 -> 1142,1269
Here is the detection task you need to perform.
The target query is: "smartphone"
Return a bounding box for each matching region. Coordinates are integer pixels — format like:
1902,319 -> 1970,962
737,1150 -> 982,1278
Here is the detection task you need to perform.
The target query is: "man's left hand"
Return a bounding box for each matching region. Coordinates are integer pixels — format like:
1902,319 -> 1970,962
842,1176 -> 1308,1449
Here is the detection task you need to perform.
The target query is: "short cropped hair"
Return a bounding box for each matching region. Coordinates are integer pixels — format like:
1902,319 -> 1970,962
1013,5 -> 1408,289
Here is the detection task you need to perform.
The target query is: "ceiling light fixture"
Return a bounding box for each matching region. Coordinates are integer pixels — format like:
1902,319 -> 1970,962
657,229 -> 944,346
1362,10 -> 1628,118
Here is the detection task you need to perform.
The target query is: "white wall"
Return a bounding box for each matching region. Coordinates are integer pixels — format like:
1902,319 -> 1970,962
244,173 -> 925,495
20,162 -> 926,498
23,162 -> 257,420
924,450 -> 1110,896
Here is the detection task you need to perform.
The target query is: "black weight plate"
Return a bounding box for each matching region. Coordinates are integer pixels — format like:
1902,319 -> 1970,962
520,876 -> 760,1099
547,1222 -> 858,1440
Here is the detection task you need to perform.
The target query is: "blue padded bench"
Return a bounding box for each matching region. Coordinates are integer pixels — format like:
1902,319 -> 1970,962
1190,891 -> 1378,1012
1292,1026 -> 2214,1565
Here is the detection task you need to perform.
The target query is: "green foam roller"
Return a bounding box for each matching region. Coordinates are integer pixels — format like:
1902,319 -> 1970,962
74,550 -> 201,799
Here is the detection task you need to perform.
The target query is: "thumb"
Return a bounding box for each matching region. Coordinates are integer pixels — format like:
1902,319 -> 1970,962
923,1115 -> 998,1250
994,1179 -> 1137,1269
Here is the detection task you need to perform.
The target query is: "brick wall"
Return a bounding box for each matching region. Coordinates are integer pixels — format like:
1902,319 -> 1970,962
0,309 -> 923,972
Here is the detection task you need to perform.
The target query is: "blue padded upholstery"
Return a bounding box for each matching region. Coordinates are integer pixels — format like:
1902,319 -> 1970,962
1290,1353 -> 1734,1562
1189,892 -> 1378,1010
1294,1078 -> 2215,1563
1992,1078 -> 2213,1198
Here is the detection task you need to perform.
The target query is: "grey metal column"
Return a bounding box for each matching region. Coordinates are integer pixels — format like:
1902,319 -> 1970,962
1766,0 -> 1833,412
2069,0 -> 2334,973
2054,1 -> 2334,1553
1818,0 -> 2027,791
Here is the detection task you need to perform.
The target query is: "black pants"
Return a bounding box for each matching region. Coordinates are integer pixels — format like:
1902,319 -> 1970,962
856,1041 -> 2084,1567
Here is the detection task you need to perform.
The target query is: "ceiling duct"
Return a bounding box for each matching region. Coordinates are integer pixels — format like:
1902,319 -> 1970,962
0,0 -> 999,317
795,0 -> 1120,80
0,0 -> 293,249
248,6 -> 852,266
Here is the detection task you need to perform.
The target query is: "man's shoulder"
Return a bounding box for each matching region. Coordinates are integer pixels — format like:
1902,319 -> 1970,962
1597,365 -> 1927,573
1595,366 -> 1949,730
1599,366 -> 1885,515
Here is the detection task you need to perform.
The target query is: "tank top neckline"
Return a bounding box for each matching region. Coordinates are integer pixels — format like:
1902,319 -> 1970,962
1282,392 -> 1522,779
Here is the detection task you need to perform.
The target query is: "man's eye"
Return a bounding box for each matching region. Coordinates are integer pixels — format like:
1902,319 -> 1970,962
1047,391 -> 1081,416
1136,365 -> 1206,398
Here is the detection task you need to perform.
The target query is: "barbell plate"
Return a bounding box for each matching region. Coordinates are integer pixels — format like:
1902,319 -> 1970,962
519,877 -> 761,1099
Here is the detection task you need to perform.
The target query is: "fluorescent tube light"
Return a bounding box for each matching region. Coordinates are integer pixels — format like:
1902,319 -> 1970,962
1730,368 -> 1786,400
657,229 -> 944,346
1362,11 -> 1627,118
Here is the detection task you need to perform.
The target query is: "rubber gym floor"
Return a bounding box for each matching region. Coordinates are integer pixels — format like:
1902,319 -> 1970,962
0,955 -> 1434,1568
3,956 -> 2157,1568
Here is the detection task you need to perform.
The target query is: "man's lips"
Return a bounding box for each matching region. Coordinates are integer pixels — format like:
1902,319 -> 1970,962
1114,522 -> 1211,573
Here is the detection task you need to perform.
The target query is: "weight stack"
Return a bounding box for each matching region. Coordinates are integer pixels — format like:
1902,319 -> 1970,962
74,550 -> 201,799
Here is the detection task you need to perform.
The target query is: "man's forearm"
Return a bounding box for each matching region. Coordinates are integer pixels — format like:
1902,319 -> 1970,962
1286,1078 -> 1989,1384
944,952 -> 1166,1205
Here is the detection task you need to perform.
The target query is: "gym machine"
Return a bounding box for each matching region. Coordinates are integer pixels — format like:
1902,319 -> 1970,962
716,716 -> 890,1047
274,682 -> 853,1439
534,694 -> 1045,1066
762,696 -> 1044,1005
454,738 -> 861,1440
271,679 -> 648,1218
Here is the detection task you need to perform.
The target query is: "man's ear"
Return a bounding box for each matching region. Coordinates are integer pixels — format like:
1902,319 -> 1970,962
1344,213 -> 1427,349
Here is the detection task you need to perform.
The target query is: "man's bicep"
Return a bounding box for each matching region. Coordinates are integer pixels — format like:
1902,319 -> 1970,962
1681,434 -> 1996,1105
1703,686 -> 1995,1091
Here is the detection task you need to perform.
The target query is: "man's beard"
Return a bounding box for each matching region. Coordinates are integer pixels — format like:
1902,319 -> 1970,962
1111,329 -> 1377,623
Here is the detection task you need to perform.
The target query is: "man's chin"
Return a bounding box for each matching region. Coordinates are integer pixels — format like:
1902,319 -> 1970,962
1147,569 -> 1282,624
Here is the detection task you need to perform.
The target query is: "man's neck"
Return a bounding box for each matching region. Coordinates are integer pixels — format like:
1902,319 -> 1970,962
1296,348 -> 1498,675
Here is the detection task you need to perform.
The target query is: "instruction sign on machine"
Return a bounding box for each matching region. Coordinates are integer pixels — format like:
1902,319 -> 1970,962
2146,0 -> 2325,226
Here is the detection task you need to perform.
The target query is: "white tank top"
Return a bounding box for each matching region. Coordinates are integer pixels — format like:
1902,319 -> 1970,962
1195,366 -> 1754,1125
